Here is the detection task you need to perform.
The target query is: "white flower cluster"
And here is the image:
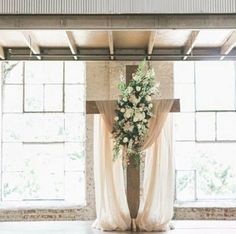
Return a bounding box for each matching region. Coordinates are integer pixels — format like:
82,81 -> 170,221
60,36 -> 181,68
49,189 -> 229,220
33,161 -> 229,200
112,61 -> 159,166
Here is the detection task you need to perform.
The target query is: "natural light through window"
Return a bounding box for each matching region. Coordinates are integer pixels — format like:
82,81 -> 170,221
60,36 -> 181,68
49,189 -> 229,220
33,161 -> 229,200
0,61 -> 86,206
174,61 -> 236,204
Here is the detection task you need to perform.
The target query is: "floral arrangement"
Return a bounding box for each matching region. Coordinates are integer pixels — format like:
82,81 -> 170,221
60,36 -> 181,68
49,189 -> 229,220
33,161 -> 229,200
112,61 -> 159,166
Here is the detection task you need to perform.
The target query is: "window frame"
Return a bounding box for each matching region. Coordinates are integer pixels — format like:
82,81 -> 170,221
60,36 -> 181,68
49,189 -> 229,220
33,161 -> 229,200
174,61 -> 236,203
0,61 -> 86,204
22,62 -> 65,113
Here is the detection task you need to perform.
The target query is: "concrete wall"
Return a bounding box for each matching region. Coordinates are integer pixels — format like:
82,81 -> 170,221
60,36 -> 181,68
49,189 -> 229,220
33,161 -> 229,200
86,61 -> 174,101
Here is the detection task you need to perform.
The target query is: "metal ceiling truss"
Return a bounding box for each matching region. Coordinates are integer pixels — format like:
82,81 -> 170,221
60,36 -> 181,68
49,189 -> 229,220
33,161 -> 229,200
4,47 -> 236,61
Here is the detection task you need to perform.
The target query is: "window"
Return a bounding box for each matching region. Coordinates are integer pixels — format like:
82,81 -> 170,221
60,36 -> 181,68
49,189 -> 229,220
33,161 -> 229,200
0,61 -> 86,205
174,61 -> 236,203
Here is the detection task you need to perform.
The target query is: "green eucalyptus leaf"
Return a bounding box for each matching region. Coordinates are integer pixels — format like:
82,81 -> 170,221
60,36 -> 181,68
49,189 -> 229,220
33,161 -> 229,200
118,82 -> 126,91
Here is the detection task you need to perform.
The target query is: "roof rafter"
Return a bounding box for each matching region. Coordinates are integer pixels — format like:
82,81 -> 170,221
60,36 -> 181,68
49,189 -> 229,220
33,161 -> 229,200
183,30 -> 199,60
108,31 -> 114,60
65,31 -> 78,60
22,31 -> 41,60
147,31 -> 157,60
220,31 -> 236,60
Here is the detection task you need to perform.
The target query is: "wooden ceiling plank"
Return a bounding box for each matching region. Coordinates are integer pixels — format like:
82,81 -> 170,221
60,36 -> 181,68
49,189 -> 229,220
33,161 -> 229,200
22,31 -> 41,60
220,31 -> 236,60
148,31 -> 157,60
183,30 -> 199,60
108,31 -> 114,60
65,31 -> 78,60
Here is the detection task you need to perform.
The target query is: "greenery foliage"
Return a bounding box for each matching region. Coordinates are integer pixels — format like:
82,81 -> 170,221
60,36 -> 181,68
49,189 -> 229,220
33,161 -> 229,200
112,61 -> 159,166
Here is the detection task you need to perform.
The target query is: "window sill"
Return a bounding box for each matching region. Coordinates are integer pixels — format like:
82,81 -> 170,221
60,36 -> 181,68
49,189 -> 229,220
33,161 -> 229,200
175,200 -> 236,208
0,201 -> 86,210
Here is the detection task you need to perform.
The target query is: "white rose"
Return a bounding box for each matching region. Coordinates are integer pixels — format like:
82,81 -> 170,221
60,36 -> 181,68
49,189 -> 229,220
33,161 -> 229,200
124,109 -> 133,119
129,95 -> 140,105
121,108 -> 125,113
148,103 -> 153,109
123,97 -> 128,102
114,116 -> 119,121
126,86 -> 133,94
124,113 -> 131,118
123,137 -> 128,143
136,112 -> 146,121
139,113 -> 145,121
133,112 -> 143,122
145,95 -> 152,102
132,74 -> 138,81
136,86 -> 141,92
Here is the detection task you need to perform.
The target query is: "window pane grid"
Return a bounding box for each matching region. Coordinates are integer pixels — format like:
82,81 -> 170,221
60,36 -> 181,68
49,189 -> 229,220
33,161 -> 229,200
1,61 -> 85,204
175,169 -> 236,201
23,62 -> 64,113
174,61 -> 236,203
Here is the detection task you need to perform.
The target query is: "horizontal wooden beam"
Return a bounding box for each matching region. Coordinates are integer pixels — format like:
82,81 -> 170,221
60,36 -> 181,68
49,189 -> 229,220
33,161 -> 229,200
86,99 -> 180,114
1,15 -> 236,30
170,99 -> 180,112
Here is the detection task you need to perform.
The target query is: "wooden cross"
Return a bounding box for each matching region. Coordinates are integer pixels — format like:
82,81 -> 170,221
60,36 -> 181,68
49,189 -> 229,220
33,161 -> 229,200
86,65 -> 180,220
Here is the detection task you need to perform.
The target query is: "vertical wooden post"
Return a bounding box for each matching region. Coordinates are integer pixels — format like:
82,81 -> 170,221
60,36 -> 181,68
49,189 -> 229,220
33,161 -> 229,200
126,65 -> 140,220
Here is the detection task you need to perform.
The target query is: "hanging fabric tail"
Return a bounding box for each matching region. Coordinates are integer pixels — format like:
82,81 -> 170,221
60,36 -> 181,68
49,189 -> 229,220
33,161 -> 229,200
92,103 -> 131,231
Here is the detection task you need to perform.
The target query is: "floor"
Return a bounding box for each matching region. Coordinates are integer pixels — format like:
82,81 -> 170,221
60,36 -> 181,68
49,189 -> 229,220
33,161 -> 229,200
0,221 -> 235,234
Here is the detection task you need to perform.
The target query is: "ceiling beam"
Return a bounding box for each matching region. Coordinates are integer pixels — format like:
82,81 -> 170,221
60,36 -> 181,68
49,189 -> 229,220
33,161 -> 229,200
183,30 -> 199,60
148,31 -> 157,60
108,31 -> 114,60
65,31 -> 78,60
220,31 -> 236,60
22,31 -> 41,60
6,47 -> 236,61
0,47 -> 5,59
1,15 -> 236,30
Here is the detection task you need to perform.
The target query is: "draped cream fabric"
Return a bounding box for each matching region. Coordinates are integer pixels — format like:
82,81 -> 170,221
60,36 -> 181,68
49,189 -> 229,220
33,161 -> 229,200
136,116 -> 174,231
142,100 -> 173,150
92,101 -> 131,231
93,100 -> 174,231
